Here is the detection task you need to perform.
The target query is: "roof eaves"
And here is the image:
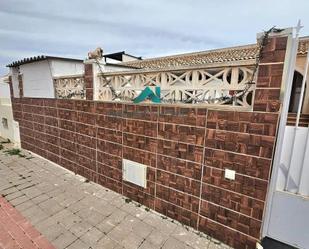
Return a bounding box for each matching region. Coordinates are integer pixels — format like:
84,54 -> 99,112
6,55 -> 83,67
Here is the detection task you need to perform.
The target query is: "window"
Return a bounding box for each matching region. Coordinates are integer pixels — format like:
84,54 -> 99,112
2,118 -> 8,129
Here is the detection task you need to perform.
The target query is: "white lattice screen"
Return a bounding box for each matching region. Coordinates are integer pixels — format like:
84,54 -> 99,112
97,66 -> 255,108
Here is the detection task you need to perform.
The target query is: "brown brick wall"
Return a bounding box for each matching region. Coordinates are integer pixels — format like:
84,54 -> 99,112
84,63 -> 93,100
12,35 -> 289,249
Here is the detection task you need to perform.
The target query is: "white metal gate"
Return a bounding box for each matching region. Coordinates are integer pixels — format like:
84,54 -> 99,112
263,23 -> 309,249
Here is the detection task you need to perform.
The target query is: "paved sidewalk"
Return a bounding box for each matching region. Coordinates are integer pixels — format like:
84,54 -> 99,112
0,196 -> 55,249
0,141 -> 231,249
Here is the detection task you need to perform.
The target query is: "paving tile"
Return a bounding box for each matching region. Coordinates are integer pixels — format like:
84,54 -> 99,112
51,231 -> 77,249
66,239 -> 91,249
69,220 -> 93,237
4,190 -> 24,201
162,237 -> 190,249
0,141 -> 231,249
0,196 -> 55,249
31,194 -> 50,204
14,199 -> 35,212
122,203 -> 149,220
132,221 -> 154,239
171,226 -> 210,249
208,240 -> 232,249
79,227 -> 104,246
21,205 -> 48,224
37,222 -> 65,242
83,210 -> 105,226
1,187 -> 20,196
97,236 -> 121,248
138,240 -> 160,249
59,213 -> 82,229
145,229 -> 169,247
21,186 -> 42,199
38,199 -> 63,215
107,225 -> 131,243
121,232 -> 145,249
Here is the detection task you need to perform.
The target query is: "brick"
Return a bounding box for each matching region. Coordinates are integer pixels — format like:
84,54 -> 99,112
123,182 -> 155,208
43,98 -> 57,107
157,155 -> 202,180
76,123 -> 96,137
97,127 -> 122,143
75,100 -> 95,113
58,109 -> 77,121
61,148 -> 77,163
198,216 -> 257,249
84,63 -> 93,76
77,111 -> 96,125
97,151 -> 122,169
57,99 -> 75,110
96,102 -> 123,116
123,104 -> 158,121
97,175 -> 122,194
31,98 -> 44,106
158,123 -> 205,145
60,158 -> 77,173
202,167 -> 268,200
97,163 -> 121,181
200,184 -> 264,220
77,155 -> 96,171
45,116 -> 59,127
76,134 -> 96,149
204,148 -> 271,180
199,200 -> 261,238
123,146 -> 156,167
76,144 -> 96,160
97,139 -> 122,157
205,129 -> 275,159
156,170 -> 201,197
159,106 -> 201,126
155,198 -> 198,228
45,151 -> 60,164
157,139 -> 203,163
123,133 -> 157,153
45,125 -> 59,137
86,88 -> 93,100
44,107 -> 58,117
96,115 -> 122,131
156,184 -> 199,213
77,166 -> 97,182
123,119 -> 157,137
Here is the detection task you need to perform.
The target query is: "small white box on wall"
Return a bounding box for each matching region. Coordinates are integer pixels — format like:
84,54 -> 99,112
123,159 -> 147,188
224,168 -> 236,180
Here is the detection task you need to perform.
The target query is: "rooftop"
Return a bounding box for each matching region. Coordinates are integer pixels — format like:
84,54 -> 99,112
6,55 -> 83,68
120,37 -> 309,70
7,37 -> 309,70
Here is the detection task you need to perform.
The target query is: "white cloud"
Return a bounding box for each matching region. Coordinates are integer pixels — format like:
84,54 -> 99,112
0,0 -> 309,75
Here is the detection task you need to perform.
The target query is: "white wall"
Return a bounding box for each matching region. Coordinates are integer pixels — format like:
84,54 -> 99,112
19,60 -> 55,98
0,79 -> 10,98
0,80 -> 19,144
13,59 -> 84,99
11,67 -> 20,98
122,54 -> 140,62
50,59 -> 84,77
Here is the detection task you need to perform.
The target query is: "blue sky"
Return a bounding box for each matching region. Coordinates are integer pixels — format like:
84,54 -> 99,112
1,0 -> 309,75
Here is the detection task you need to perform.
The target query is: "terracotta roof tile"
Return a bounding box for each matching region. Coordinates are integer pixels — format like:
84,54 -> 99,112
121,38 -> 309,70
